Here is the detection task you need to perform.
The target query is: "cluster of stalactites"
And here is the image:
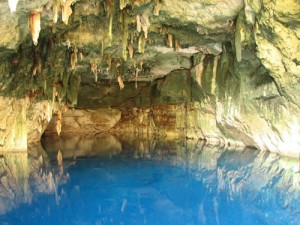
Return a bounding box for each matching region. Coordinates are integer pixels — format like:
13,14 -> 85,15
27,0 -> 76,46
136,13 -> 150,39
52,0 -> 76,25
167,33 -> 180,51
153,0 -> 161,16
61,0 -> 76,25
119,0 -> 130,10
8,0 -> 19,12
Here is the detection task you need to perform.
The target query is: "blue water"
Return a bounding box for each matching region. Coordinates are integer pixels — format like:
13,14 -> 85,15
1,138 -> 300,225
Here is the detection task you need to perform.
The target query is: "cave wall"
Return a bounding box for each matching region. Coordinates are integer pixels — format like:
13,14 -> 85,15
0,97 -> 52,152
0,0 -> 299,157
45,40 -> 300,158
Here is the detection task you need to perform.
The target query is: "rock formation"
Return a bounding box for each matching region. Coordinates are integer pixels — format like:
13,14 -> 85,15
0,0 -> 299,157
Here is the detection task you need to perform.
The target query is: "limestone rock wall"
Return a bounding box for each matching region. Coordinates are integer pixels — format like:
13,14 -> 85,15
0,97 -> 27,151
225,0 -> 300,157
45,40 -> 300,158
27,101 -> 53,144
0,0 -> 299,158
48,45 -> 299,158
44,108 -> 121,135
0,97 -> 52,152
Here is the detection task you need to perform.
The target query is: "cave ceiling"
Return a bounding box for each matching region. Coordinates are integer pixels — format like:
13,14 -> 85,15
0,0 -> 243,83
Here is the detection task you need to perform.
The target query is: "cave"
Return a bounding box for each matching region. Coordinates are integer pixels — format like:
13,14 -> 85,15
0,0 -> 300,224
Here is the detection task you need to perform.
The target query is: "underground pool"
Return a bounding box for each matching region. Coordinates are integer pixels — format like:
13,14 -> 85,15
0,135 -> 299,225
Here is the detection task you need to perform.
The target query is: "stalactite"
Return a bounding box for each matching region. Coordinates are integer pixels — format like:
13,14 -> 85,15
167,33 -> 173,48
120,0 -> 125,9
235,15 -> 244,62
32,63 -> 41,76
136,14 -> 141,33
175,39 -> 180,51
195,54 -> 206,86
117,64 -> 124,90
91,63 -> 98,82
106,0 -> 114,46
117,75 -> 124,90
52,0 -> 60,23
211,55 -> 220,94
29,11 -> 41,46
128,43 -> 134,59
43,79 -> 47,93
47,102 -> 52,122
67,73 -> 81,106
119,0 -> 130,10
108,16 -> 113,46
129,30 -> 134,44
52,86 -> 58,104
8,0 -> 19,12
134,67 -> 139,89
133,0 -> 142,5
140,14 -> 150,39
31,50 -> 42,76
70,47 -> 78,70
101,39 -> 104,57
66,39 -> 71,49
106,55 -> 112,71
139,60 -> 143,70
153,0 -> 160,16
122,10 -> 129,61
61,0 -> 75,25
56,110 -> 62,136
138,33 -> 145,54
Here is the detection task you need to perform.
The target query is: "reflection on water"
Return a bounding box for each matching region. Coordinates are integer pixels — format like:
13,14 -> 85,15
0,135 -> 300,225
0,143 -> 68,216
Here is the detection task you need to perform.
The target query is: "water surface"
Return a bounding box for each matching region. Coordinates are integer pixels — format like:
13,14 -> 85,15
0,135 -> 300,225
